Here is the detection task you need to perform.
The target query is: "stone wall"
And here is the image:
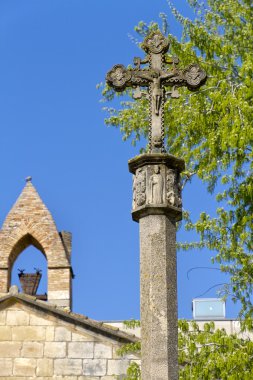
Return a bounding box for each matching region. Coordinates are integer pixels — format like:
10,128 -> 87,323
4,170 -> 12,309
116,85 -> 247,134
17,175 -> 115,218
0,301 -> 140,379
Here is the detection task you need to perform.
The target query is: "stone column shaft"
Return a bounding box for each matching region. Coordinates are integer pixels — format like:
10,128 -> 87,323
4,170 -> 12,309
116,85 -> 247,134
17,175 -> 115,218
140,215 -> 178,380
129,153 -> 184,380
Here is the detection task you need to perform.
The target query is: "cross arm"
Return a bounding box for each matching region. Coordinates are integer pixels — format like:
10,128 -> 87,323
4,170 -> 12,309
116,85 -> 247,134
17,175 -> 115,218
162,63 -> 207,90
106,64 -> 151,92
107,63 -> 207,93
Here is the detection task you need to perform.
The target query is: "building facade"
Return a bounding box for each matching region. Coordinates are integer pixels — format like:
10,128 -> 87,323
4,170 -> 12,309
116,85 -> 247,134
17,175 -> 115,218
0,180 -> 139,379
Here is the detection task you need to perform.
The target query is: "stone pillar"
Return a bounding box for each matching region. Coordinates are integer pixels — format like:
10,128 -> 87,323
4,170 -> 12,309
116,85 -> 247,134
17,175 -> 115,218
48,267 -> 73,309
129,153 -> 184,380
0,267 -> 9,294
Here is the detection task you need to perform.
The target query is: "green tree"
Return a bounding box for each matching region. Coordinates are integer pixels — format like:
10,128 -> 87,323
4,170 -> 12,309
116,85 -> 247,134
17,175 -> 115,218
178,320 -> 253,379
102,0 -> 253,324
117,320 -> 253,379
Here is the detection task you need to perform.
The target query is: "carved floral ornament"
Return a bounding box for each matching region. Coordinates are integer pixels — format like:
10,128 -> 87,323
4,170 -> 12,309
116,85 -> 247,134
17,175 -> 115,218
141,30 -> 170,54
106,64 -> 131,91
183,63 -> 207,89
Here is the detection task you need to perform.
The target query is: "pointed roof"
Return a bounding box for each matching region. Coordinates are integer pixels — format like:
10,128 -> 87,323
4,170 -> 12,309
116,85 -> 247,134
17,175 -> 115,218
0,179 -> 70,268
2,179 -> 56,232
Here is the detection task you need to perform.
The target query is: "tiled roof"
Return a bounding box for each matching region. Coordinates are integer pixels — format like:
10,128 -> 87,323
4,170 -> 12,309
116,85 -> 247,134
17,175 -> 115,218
0,293 -> 139,344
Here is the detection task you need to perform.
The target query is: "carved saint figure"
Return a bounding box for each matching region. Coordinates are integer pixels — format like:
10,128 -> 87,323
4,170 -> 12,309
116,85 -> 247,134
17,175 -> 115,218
149,165 -> 164,204
133,168 -> 146,209
166,169 -> 176,206
166,169 -> 182,208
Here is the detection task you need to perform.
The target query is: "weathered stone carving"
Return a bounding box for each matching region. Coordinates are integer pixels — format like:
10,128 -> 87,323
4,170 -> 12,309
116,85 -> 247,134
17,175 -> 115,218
142,29 -> 170,54
132,163 -> 183,211
106,29 -> 207,153
132,168 -> 146,209
166,169 -> 182,208
148,165 -> 164,204
183,63 -> 207,89
106,64 -> 131,91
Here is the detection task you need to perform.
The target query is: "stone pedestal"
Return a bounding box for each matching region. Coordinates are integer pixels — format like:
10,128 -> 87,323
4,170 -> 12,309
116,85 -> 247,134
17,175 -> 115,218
129,153 -> 185,380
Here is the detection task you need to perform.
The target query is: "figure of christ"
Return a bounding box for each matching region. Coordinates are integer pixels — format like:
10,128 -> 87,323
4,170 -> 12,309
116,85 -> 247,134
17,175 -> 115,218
136,68 -> 178,115
149,165 -> 164,204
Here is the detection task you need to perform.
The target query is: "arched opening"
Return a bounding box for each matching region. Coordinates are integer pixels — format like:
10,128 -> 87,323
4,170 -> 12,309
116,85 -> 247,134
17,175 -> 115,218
9,234 -> 48,299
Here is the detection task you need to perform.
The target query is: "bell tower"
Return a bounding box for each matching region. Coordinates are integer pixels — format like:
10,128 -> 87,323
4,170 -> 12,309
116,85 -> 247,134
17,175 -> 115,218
0,178 -> 73,310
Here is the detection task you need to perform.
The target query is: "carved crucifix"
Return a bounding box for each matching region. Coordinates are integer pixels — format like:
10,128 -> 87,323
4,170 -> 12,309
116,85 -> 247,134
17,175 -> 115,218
106,29 -> 207,153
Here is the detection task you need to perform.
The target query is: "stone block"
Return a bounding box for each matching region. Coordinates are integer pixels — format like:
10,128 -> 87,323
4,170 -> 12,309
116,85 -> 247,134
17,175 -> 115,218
6,310 -> 29,325
6,302 -> 21,310
0,326 -> 11,340
44,342 -> 66,358
0,342 -> 21,357
72,331 -> 93,342
54,358 -> 83,375
112,345 -> 123,359
48,290 -> 70,299
0,310 -> 6,325
68,342 -> 94,358
0,270 -> 8,293
21,342 -> 43,357
0,378 -> 31,380
83,359 -> 107,377
48,299 -> 70,308
13,358 -> 36,376
30,313 -> 54,326
46,326 -> 55,341
0,358 -> 13,375
55,326 -> 71,341
36,358 -> 54,376
94,343 -> 112,359
107,359 -> 130,376
12,326 -> 46,341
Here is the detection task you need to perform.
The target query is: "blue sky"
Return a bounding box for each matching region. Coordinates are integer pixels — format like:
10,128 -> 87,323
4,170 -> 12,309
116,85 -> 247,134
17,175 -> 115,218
0,0 -> 240,320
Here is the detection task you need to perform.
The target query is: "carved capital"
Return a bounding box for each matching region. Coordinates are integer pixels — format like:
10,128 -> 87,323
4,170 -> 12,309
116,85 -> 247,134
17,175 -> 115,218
129,154 -> 184,222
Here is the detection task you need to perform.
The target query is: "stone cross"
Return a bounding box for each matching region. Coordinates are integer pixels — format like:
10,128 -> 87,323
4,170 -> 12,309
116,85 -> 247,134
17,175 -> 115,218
106,29 -> 207,380
106,29 -> 206,153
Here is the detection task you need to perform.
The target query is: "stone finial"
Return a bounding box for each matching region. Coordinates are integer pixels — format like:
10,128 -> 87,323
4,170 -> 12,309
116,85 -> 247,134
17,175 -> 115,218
25,176 -> 32,183
9,285 -> 19,295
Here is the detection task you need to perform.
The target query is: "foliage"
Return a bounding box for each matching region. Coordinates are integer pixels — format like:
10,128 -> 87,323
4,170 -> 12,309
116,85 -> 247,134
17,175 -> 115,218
178,320 -> 253,379
116,320 -> 141,380
117,320 -> 253,379
123,362 -> 141,380
123,319 -> 141,329
102,0 -> 253,324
